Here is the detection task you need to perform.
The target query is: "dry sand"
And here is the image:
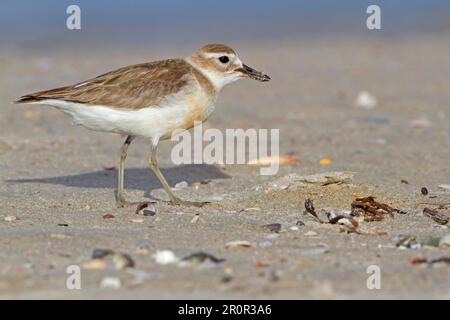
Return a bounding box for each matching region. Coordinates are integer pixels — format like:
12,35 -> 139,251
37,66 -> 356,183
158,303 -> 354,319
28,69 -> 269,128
0,35 -> 449,299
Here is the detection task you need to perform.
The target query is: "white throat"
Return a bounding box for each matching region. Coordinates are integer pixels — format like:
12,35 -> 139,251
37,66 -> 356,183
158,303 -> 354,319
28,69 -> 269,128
185,57 -> 240,92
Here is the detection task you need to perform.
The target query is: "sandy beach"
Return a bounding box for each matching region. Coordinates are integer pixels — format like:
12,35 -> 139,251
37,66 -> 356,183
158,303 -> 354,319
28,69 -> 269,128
1,29 -> 450,299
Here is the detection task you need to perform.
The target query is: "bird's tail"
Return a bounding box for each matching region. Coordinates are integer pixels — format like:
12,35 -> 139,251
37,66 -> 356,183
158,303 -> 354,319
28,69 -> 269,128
12,95 -> 44,104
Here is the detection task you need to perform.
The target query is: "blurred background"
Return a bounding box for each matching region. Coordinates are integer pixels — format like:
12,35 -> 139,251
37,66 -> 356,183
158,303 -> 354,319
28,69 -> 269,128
1,0 -> 450,49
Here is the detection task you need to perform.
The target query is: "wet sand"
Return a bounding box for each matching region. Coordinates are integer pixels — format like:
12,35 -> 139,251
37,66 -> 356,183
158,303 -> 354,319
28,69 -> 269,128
0,35 -> 449,299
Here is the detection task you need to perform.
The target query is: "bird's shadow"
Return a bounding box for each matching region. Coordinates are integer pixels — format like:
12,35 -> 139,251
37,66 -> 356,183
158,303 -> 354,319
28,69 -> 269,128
7,164 -> 230,200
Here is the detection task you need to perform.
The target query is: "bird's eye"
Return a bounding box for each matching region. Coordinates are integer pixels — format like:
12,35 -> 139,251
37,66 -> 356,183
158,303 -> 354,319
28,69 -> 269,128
218,56 -> 229,64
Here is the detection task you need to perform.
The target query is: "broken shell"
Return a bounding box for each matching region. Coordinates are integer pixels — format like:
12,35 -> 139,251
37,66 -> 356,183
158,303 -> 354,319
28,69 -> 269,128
83,259 -> 107,270
225,240 -> 253,249
190,214 -> 205,224
135,202 -> 156,216
113,253 -> 135,270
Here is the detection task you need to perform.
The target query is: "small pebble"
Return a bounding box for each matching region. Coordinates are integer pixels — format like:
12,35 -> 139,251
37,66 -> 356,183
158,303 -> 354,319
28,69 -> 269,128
421,187 -> 428,195
174,181 -> 188,189
289,226 -> 299,231
92,248 -> 114,259
135,241 -> 154,254
153,250 -> 179,265
262,223 -> 282,233
100,277 -> 122,289
355,91 -> 377,109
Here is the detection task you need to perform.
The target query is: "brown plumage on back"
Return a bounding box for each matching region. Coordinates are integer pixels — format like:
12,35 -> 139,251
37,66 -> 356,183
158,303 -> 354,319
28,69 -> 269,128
14,59 -> 199,109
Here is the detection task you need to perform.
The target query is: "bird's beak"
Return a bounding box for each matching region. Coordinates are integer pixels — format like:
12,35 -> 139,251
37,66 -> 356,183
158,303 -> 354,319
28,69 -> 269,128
237,64 -> 270,82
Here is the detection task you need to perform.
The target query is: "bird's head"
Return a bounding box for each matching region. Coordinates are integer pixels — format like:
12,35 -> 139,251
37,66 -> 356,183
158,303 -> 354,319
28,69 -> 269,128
187,44 -> 270,90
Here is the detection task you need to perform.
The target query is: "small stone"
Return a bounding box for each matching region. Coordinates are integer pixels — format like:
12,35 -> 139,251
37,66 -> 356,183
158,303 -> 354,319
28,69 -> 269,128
100,277 -> 121,289
262,223 -> 282,233
304,231 -> 318,237
4,216 -> 17,222
355,91 -> 377,109
142,209 -> 156,216
174,181 -> 188,189
153,250 -> 179,265
135,241 -> 154,254
92,248 -> 114,259
421,187 -> 428,195
439,235 -> 450,247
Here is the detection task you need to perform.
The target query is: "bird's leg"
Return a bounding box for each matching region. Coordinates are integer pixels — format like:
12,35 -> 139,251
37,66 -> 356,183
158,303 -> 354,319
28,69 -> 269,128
116,135 -> 135,207
147,143 -> 209,207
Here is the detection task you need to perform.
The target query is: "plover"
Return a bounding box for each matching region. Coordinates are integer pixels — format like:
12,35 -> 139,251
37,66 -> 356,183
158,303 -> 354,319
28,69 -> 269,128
14,44 -> 270,207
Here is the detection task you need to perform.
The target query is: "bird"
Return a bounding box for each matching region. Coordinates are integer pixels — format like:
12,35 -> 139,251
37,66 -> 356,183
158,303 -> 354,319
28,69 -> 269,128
13,44 -> 271,207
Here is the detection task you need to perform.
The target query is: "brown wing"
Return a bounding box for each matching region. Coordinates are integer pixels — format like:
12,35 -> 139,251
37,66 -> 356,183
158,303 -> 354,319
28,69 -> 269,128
14,59 -> 193,109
